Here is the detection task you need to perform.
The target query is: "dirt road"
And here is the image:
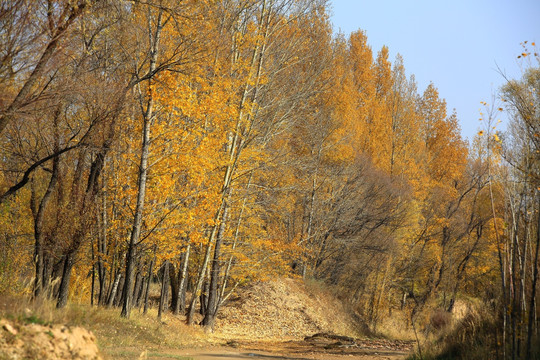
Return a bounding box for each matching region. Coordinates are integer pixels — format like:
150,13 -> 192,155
173,346 -> 410,360
106,337 -> 413,360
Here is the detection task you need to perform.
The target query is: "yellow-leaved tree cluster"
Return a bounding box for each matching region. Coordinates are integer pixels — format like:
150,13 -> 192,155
0,2 -> 538,354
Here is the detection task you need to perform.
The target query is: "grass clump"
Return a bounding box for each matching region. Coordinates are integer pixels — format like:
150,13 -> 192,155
21,314 -> 48,326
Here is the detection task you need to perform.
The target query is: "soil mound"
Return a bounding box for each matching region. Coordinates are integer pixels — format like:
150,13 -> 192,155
216,278 -> 362,339
0,318 -> 102,360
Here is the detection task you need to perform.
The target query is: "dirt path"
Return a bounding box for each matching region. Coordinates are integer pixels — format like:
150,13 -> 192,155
163,347 -> 409,360
105,337 -> 414,360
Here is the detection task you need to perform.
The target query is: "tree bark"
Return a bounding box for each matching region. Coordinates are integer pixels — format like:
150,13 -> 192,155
121,7 -> 163,319
133,270 -> 142,307
91,241 -> 96,306
169,263 -> 178,312
56,253 -> 74,308
187,214 -> 221,325
107,272 -> 122,308
115,276 -> 125,307
158,261 -> 170,320
97,185 -> 108,305
174,244 -> 190,314
203,205 -> 229,329
143,248 -> 156,314
135,273 -> 145,309
200,277 -> 210,316
31,108 -> 61,298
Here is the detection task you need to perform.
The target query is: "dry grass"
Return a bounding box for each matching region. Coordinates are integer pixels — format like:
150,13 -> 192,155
0,294 -> 210,359
405,299 -> 506,360
373,310 -> 417,341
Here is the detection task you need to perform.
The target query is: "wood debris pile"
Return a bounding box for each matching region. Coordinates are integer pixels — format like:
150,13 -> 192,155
216,278 -> 359,339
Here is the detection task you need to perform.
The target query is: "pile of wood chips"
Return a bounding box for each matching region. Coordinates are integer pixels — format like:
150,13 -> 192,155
216,278 -> 358,339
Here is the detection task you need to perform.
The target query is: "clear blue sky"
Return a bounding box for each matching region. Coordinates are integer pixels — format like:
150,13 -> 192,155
329,0 -> 540,141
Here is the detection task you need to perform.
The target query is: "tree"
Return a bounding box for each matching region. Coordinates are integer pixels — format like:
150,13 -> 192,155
120,0 -> 211,319
0,0 -> 93,136
499,50 -> 540,358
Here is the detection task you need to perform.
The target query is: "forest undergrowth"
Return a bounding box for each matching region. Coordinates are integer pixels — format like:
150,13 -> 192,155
0,277 -> 419,359
1,277 -> 515,360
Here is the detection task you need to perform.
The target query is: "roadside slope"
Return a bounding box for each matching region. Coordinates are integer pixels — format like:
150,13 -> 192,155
216,277 -> 365,339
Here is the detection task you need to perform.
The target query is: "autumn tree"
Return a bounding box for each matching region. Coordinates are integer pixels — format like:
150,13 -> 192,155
498,48 -> 540,359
